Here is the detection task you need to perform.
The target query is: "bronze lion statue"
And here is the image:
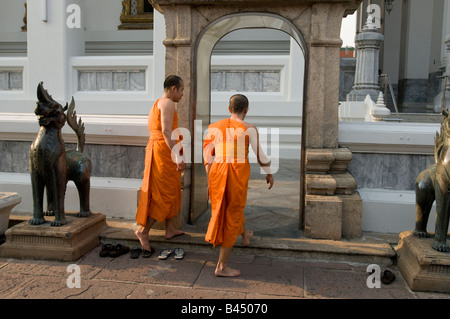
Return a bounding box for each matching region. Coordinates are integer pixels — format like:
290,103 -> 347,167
29,82 -> 92,226
415,109 -> 450,252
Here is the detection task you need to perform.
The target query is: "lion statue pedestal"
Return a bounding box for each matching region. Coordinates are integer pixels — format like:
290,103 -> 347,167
397,231 -> 450,293
396,109 -> 450,293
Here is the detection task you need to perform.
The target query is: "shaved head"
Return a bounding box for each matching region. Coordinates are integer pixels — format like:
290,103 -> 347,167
229,94 -> 249,114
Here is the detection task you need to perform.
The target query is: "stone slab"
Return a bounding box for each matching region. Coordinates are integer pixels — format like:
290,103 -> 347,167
396,231 -> 450,293
304,195 -> 342,240
0,212 -> 106,261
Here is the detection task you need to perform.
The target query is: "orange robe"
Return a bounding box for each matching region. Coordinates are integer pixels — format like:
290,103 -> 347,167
204,119 -> 251,247
136,99 -> 181,226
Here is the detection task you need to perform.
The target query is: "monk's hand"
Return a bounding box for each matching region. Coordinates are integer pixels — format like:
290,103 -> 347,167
174,154 -> 185,172
266,174 -> 274,189
177,160 -> 186,172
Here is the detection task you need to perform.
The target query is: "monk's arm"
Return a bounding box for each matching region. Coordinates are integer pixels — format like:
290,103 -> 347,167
248,125 -> 271,170
160,100 -> 184,165
248,125 -> 274,189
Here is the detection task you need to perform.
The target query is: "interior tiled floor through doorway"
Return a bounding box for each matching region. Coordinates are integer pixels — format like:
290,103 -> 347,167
185,159 -> 301,239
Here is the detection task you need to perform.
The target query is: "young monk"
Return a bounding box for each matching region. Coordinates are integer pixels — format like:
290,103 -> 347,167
203,94 -> 274,277
135,75 -> 186,256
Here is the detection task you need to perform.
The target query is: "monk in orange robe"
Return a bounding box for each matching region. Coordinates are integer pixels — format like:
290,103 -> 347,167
135,75 -> 186,254
204,94 -> 274,277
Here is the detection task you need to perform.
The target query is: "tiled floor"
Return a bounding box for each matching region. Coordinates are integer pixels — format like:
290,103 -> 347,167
191,159 -> 302,239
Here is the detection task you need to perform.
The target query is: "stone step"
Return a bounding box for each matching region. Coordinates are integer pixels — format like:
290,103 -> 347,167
99,219 -> 397,266
6,214 -> 397,266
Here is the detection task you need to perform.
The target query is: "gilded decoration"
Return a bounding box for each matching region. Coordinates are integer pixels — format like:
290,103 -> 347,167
119,0 -> 154,30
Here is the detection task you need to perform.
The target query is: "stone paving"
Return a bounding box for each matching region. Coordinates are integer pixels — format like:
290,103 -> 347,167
1,243 -> 449,301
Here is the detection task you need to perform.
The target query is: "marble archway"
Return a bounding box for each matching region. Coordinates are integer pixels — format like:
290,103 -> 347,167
151,0 -> 363,240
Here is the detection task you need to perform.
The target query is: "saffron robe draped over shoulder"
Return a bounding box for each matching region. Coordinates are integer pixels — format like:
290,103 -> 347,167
203,118 -> 251,247
136,99 -> 181,226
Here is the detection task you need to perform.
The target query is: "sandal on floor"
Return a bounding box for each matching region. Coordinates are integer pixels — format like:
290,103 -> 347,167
142,247 -> 155,258
130,247 -> 142,259
99,244 -> 114,257
109,244 -> 130,258
174,248 -> 185,260
158,248 -> 174,260
381,270 -> 396,285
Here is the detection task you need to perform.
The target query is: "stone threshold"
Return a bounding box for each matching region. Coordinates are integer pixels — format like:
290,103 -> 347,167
7,214 -> 397,266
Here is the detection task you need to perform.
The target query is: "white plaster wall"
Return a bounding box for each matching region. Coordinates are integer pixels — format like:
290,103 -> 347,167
84,0 -> 122,31
84,0 -> 152,46
382,0 -> 402,84
0,0 -> 25,33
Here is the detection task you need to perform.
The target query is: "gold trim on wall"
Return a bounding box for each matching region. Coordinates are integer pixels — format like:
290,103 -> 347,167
119,0 -> 154,30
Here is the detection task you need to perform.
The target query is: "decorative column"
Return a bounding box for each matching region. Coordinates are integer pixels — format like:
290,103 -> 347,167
346,14 -> 384,102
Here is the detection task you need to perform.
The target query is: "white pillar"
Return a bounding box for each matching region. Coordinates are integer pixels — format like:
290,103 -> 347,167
441,0 -> 450,61
434,35 -> 450,112
346,16 -> 384,102
152,9 -> 166,99
433,0 -> 450,112
27,0 -> 85,102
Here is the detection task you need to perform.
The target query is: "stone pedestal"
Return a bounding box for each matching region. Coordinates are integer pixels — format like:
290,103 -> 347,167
0,212 -> 106,261
305,195 -> 342,240
397,231 -> 450,293
0,192 -> 21,236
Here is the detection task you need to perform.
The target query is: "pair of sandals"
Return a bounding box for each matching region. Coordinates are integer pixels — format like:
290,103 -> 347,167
99,244 -> 130,258
130,247 -> 155,259
130,247 -> 185,260
158,248 -> 185,260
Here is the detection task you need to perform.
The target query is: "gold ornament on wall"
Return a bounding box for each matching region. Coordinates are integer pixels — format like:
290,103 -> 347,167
118,0 -> 154,30
21,2 -> 27,32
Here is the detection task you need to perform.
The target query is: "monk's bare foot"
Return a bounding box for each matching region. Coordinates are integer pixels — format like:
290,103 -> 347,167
215,266 -> 241,277
135,229 -> 151,251
165,229 -> 185,240
242,230 -> 253,247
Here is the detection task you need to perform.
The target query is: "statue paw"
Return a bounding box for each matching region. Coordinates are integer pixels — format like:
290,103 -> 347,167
28,217 -> 46,225
76,210 -> 92,218
50,219 -> 67,227
432,241 -> 449,252
413,230 -> 432,238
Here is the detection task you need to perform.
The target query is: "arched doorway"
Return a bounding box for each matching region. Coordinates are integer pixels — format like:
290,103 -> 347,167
152,0 -> 363,240
190,13 -> 309,236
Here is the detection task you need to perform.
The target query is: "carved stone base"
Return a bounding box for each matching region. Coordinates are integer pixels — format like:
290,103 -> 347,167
304,147 -> 362,240
0,212 -> 106,261
397,231 -> 450,293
